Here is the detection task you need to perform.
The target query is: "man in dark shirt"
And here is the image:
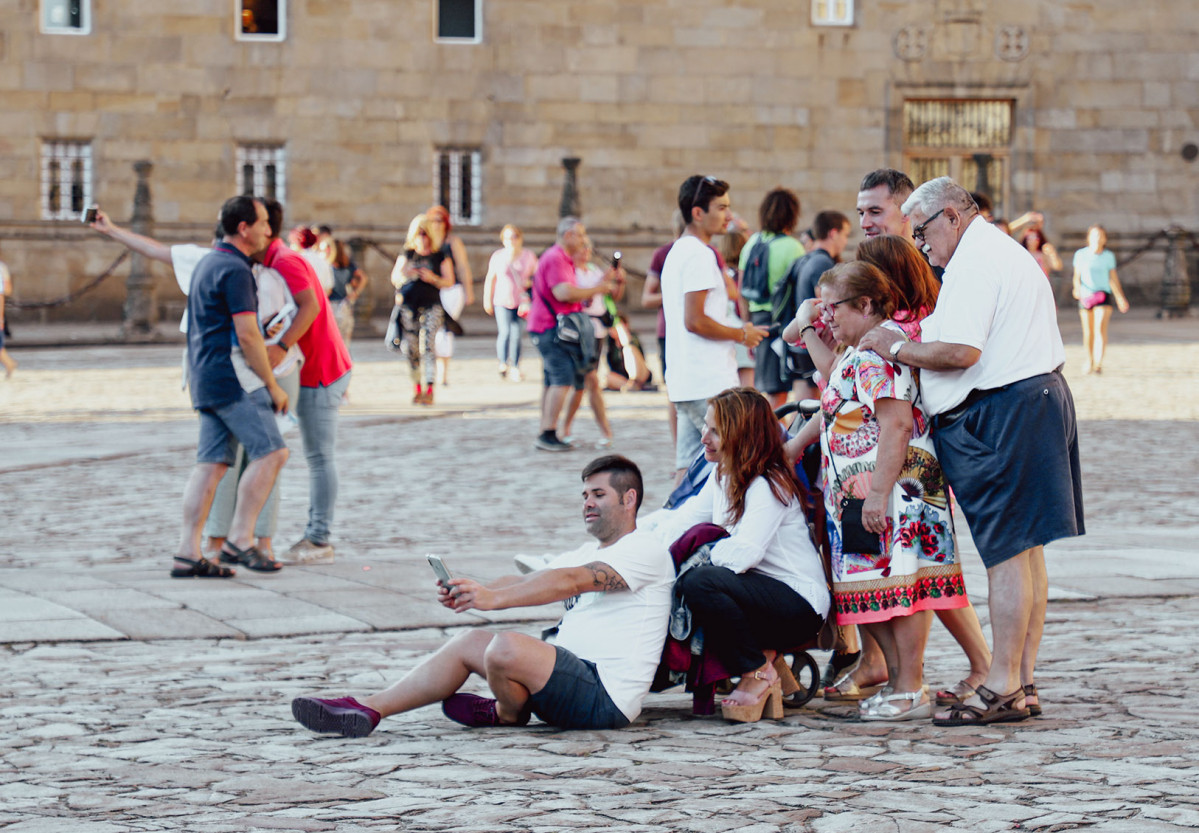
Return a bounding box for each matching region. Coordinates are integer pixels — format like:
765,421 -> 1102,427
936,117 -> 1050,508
786,210 -> 851,398
172,195 -> 291,579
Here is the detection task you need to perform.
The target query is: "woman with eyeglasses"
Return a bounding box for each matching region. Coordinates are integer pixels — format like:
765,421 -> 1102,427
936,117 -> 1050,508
784,261 -> 970,721
390,214 -> 455,405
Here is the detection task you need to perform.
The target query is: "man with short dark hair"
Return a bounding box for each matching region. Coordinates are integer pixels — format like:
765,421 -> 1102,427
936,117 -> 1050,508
527,216 -> 621,452
859,176 -> 1084,726
661,175 -> 768,482
291,455 -> 674,735
171,195 -> 290,578
781,209 -> 851,397
856,168 -> 916,240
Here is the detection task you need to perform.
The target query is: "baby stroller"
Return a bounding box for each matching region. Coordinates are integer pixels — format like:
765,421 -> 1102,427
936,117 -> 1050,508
653,399 -> 833,714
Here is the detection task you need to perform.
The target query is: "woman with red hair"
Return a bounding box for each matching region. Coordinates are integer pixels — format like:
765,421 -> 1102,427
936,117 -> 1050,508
425,206 -> 473,386
652,387 -> 829,722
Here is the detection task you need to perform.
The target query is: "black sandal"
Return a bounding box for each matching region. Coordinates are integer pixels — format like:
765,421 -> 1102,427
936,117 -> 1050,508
171,556 -> 236,579
933,684 -> 1030,726
219,541 -> 282,573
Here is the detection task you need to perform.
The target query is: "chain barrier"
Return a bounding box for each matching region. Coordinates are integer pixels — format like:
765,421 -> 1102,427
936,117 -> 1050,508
9,250 -> 130,310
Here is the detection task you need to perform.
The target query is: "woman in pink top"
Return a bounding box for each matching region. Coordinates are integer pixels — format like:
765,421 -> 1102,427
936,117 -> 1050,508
483,225 -> 538,381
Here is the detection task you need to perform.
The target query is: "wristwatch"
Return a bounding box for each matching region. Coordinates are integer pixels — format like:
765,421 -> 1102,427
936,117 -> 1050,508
888,341 -> 904,358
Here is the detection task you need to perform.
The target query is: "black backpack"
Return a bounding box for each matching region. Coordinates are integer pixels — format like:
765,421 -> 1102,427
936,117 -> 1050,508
739,233 -> 776,304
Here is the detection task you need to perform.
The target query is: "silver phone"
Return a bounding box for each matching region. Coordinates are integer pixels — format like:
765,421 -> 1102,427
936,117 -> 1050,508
426,554 -> 458,594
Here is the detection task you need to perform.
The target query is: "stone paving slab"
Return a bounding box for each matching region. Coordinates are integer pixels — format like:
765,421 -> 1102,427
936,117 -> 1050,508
3,595 -> 1198,831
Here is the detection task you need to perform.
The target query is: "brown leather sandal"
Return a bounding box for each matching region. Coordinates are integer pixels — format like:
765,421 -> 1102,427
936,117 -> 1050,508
1022,683 -> 1042,717
932,684 -> 1030,726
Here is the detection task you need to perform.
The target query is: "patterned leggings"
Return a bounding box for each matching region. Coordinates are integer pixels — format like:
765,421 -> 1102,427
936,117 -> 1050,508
400,304 -> 445,384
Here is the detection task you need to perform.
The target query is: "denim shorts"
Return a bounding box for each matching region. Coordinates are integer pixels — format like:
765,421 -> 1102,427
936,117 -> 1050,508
530,328 -> 584,390
528,645 -> 630,730
196,387 -> 286,465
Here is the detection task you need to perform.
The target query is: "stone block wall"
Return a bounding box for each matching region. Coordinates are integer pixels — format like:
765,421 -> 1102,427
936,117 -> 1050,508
0,0 -> 1195,320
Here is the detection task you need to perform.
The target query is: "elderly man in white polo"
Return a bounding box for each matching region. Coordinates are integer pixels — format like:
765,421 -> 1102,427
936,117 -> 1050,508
858,176 -> 1084,727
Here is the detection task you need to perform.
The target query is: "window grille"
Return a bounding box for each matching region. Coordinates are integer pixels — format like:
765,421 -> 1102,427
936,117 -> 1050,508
904,99 -> 1014,215
41,0 -> 90,34
435,0 -> 482,43
237,144 -> 286,204
41,140 -> 92,221
434,148 -> 482,226
237,0 -> 286,42
811,0 -> 853,26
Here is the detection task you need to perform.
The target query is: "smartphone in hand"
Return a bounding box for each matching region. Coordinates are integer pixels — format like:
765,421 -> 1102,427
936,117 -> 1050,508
427,554 -> 458,595
82,205 -> 98,224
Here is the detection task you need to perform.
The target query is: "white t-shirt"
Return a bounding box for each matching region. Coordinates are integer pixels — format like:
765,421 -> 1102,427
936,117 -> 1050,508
299,248 -> 335,296
575,262 -> 609,338
919,218 -> 1066,415
545,528 -> 674,722
171,245 -> 303,390
660,234 -> 738,402
644,473 -> 831,619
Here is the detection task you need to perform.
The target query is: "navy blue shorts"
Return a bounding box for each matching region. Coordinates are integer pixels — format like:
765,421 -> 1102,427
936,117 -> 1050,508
530,328 -> 585,390
933,371 -> 1085,567
196,387 -> 286,466
528,645 -> 630,730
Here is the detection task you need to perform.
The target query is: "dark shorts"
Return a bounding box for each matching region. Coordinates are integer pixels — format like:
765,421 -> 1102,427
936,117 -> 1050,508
933,371 -> 1085,568
530,328 -> 585,390
528,645 -> 630,730
196,387 -> 286,466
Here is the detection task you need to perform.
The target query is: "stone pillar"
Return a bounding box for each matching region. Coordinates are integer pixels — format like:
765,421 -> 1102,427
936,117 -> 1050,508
348,236 -> 377,334
1159,226 -> 1192,318
121,160 -> 159,338
559,157 -> 581,219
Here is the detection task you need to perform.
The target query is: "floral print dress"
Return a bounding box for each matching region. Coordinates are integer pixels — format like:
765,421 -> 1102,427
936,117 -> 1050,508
820,320 -> 968,625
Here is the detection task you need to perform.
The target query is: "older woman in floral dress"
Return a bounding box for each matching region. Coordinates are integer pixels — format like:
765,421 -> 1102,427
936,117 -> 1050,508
787,261 -> 969,720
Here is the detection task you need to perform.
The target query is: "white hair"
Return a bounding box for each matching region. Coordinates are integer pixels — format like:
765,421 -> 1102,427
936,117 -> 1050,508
557,216 -> 582,239
901,176 -> 977,218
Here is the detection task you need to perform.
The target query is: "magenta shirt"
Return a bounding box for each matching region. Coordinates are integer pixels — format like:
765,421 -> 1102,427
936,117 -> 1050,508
527,244 -> 582,333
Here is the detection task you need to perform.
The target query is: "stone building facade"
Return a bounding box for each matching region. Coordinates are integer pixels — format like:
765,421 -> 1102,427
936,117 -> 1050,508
1,0 -> 1195,322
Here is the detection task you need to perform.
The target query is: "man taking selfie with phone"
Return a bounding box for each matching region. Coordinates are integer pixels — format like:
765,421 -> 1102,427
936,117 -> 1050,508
292,455 -> 673,735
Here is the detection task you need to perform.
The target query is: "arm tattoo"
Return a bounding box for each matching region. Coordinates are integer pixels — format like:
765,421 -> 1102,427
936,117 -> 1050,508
583,561 -> 628,593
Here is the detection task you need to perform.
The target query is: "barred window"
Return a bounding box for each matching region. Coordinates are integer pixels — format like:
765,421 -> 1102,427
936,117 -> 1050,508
904,99 -> 1014,216
237,0 -> 286,42
435,0 -> 482,43
811,0 -> 853,26
41,140 -> 93,221
237,144 -> 286,204
40,0 -> 90,34
434,148 -> 482,226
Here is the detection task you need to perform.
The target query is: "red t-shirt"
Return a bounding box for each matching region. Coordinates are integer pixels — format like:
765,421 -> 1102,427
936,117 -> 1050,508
263,239 -> 352,388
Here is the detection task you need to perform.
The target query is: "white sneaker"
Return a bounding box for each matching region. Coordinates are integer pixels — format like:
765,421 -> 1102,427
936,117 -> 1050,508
280,539 -> 336,566
513,553 -> 552,574
509,367 -> 523,382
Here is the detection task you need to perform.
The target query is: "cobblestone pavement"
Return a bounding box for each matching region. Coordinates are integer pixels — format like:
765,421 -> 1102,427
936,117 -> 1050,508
1,310 -> 1198,831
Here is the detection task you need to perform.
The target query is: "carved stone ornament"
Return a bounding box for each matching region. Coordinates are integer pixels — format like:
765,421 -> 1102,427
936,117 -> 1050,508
996,24 -> 1029,62
894,25 -> 929,62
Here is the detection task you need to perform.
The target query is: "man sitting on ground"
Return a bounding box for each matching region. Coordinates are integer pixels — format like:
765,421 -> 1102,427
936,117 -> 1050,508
291,455 -> 674,735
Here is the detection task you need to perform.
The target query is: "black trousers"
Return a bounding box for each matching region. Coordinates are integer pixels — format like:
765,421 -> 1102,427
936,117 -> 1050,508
678,564 -> 823,676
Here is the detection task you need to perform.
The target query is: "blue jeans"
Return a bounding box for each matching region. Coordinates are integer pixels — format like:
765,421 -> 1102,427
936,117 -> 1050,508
297,371 -> 351,545
494,305 -> 524,368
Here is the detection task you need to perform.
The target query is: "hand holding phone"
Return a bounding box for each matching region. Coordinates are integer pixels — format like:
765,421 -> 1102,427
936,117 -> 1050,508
426,554 -> 458,595
82,205 -> 99,224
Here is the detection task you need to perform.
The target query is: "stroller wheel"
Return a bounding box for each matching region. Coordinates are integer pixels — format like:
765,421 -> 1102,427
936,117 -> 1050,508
782,651 -> 821,708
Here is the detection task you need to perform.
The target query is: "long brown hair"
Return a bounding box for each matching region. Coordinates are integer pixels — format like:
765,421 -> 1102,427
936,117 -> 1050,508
709,387 -> 806,525
856,234 -> 939,321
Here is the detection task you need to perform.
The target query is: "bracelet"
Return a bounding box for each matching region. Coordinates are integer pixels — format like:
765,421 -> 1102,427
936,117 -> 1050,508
799,325 -> 816,337
739,327 -> 747,344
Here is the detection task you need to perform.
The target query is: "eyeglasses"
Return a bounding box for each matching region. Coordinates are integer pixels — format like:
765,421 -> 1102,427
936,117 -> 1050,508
825,294 -> 863,311
911,208 -> 946,243
691,175 -> 718,211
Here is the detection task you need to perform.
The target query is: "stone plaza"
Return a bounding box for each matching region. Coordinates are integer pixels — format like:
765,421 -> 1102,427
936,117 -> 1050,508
1,309 -> 1198,831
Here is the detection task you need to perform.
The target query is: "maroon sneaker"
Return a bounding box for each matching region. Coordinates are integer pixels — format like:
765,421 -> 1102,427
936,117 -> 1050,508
291,696 -> 381,738
441,693 -> 530,728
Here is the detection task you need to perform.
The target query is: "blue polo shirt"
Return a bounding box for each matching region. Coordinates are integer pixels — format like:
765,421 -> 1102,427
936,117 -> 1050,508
186,242 -> 259,410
